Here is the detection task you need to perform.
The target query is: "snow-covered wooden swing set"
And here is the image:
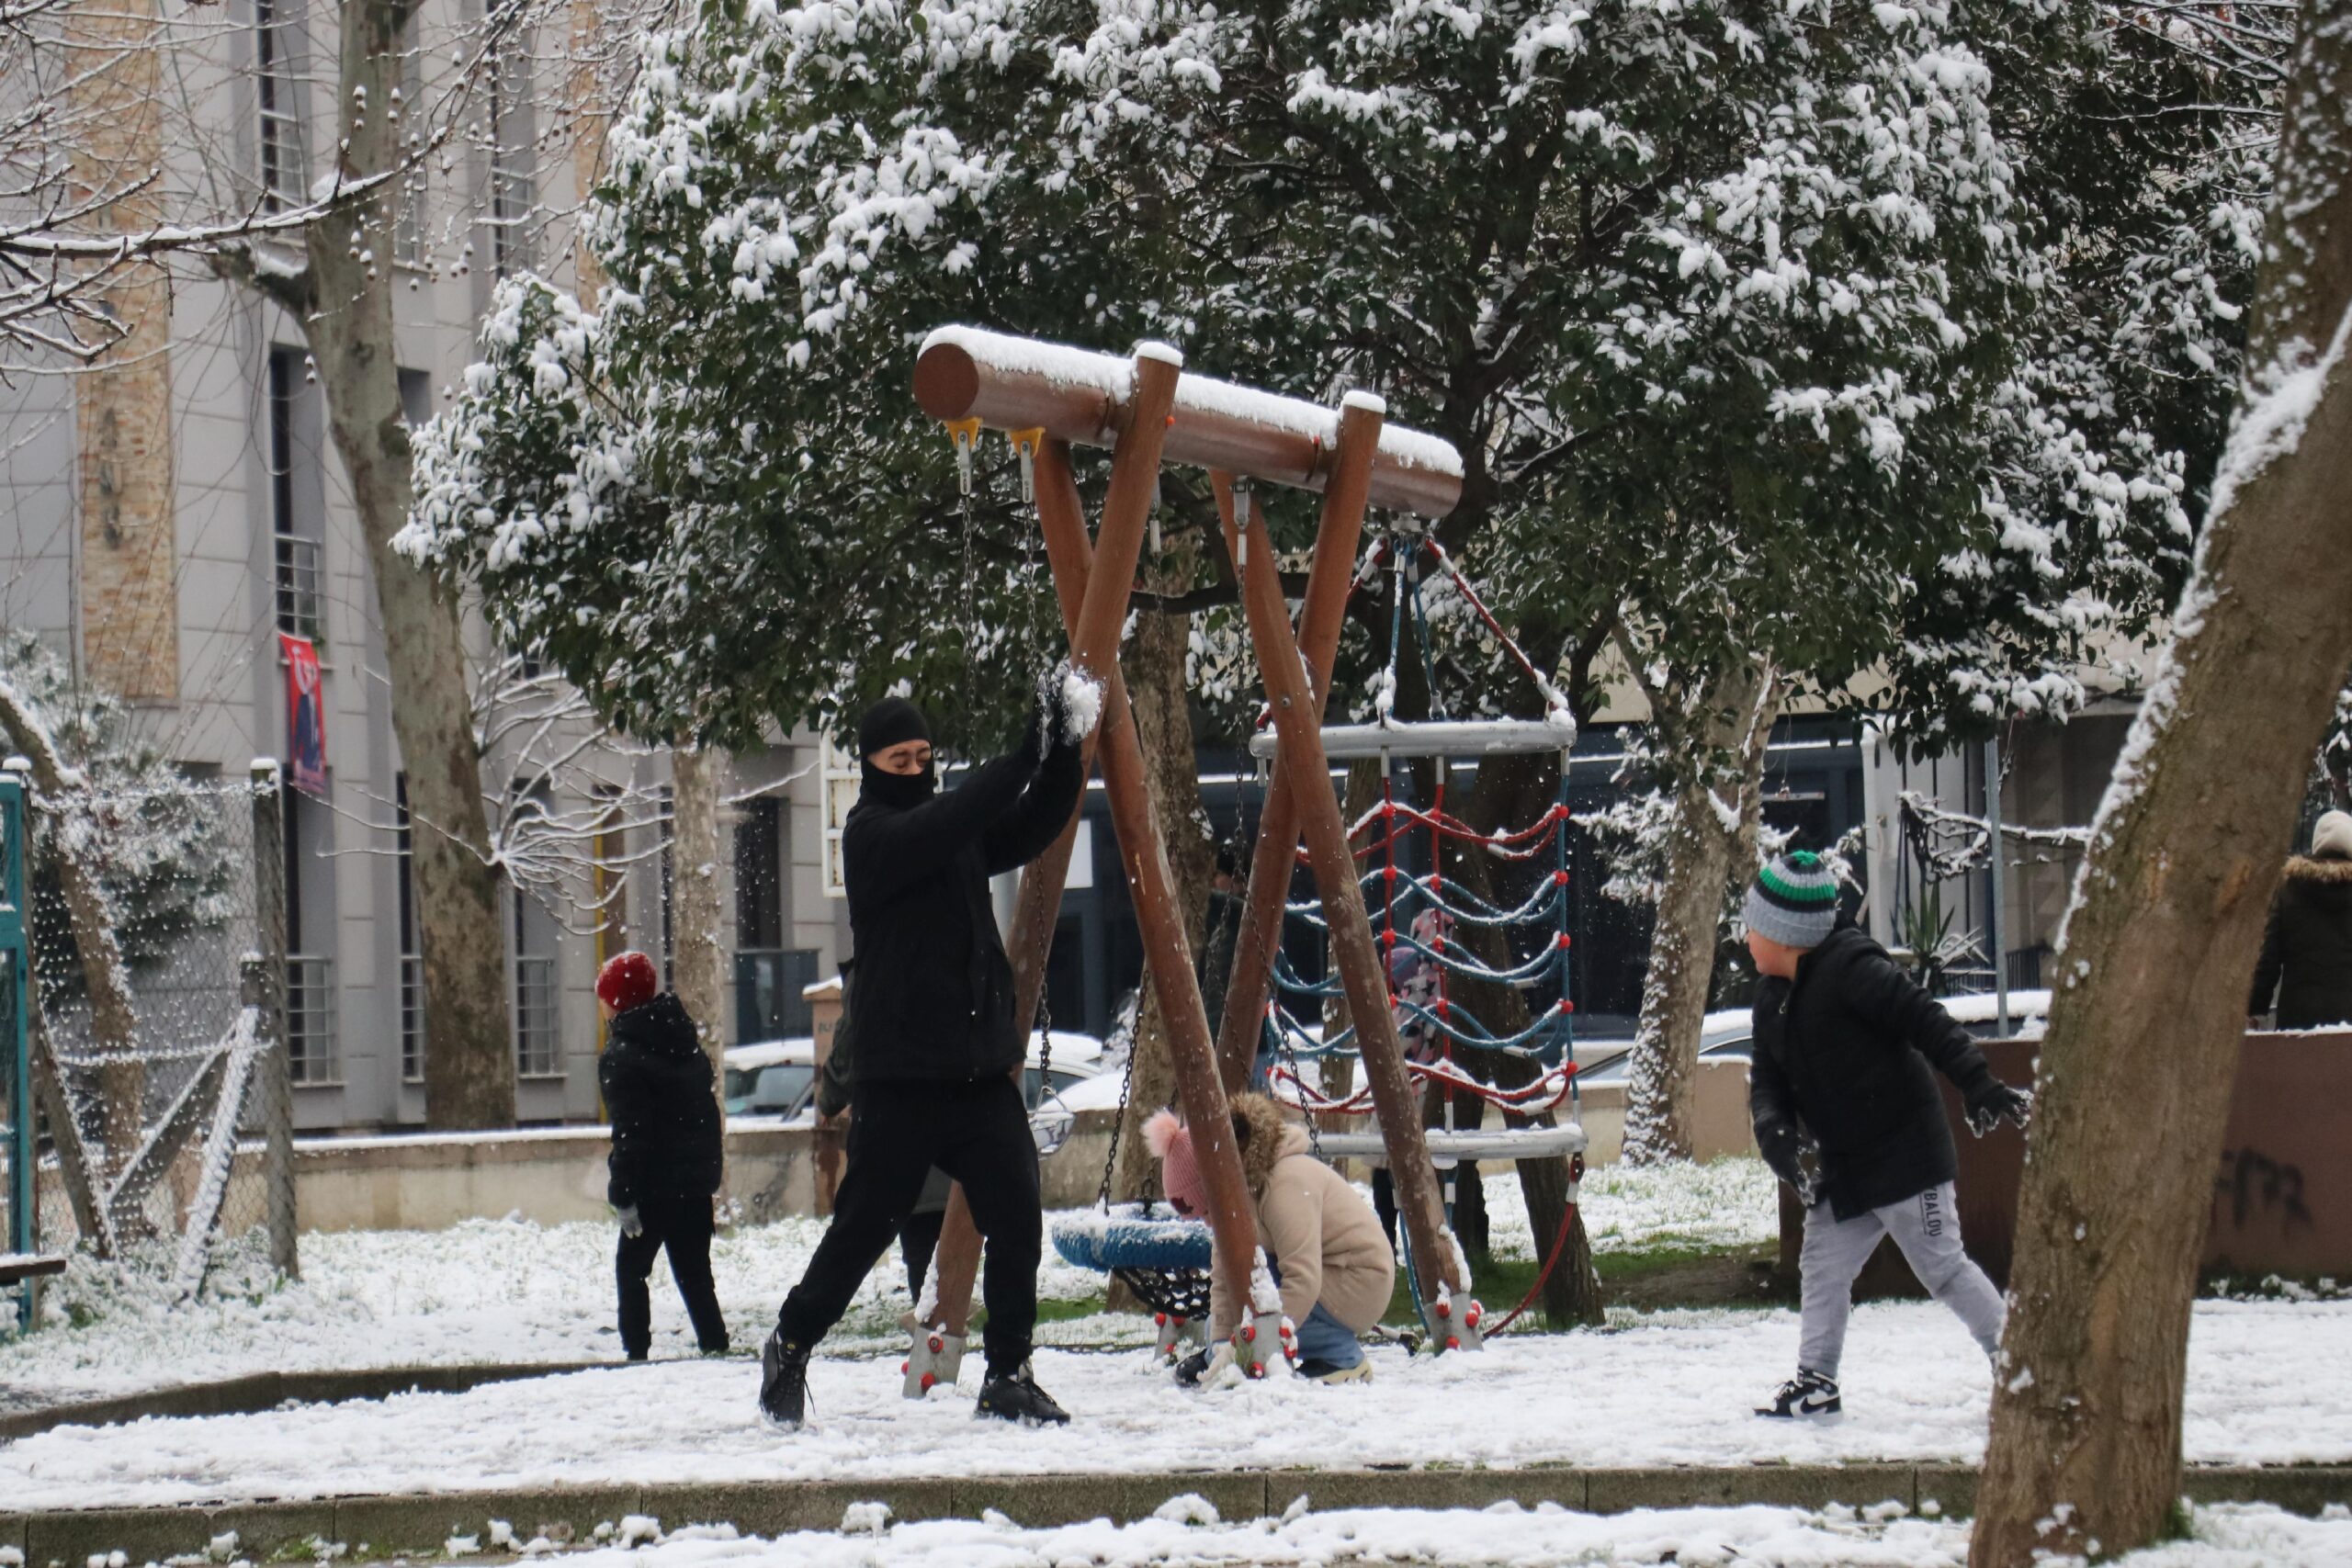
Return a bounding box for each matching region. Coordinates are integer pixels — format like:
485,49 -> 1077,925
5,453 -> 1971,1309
897,326 -> 1587,1391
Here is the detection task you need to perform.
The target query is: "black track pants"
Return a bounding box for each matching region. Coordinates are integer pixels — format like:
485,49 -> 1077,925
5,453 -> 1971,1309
616,1193 -> 729,1358
776,1075 -> 1041,1372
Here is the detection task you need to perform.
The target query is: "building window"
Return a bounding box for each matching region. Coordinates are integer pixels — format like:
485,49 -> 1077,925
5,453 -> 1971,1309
281,782 -> 340,1085
487,50 -> 534,276
821,739 -> 857,898
255,0 -> 305,212
658,785 -> 674,989
513,785 -> 560,1077
397,775 -> 424,1084
733,795 -> 809,1039
268,350 -> 325,646
735,798 -> 783,952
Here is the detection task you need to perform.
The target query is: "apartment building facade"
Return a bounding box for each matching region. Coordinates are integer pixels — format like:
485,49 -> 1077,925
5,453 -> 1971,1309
0,0 -> 847,1131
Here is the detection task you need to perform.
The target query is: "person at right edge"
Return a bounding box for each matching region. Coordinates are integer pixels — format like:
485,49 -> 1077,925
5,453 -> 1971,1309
2247,807 -> 2352,1031
760,675 -> 1088,1429
1742,850 -> 2034,1419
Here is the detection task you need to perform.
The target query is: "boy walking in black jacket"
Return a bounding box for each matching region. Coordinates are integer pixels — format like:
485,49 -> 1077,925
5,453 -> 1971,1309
761,682 -> 1088,1429
1742,851 -> 2033,1418
596,951 -> 729,1360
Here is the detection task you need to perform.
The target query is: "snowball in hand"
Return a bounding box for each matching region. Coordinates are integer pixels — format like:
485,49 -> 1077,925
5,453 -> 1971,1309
1058,668 -> 1104,744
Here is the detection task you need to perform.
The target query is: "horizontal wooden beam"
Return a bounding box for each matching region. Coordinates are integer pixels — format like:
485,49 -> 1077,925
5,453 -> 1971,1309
913,325 -> 1464,519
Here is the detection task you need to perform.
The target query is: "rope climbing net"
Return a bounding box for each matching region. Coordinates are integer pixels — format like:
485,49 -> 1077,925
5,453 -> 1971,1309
1256,532 -> 1580,1124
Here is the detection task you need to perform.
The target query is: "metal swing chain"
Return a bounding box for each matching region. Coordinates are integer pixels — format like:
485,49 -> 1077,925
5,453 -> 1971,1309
1097,1014 -> 1138,1211
951,419 -> 982,739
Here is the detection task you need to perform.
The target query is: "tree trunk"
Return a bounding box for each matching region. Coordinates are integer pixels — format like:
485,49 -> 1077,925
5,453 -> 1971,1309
0,681 -> 143,1174
1971,10 -> 2352,1559
1111,540 -> 1214,1208
669,746 -> 729,1076
1623,658 -> 1777,1165
272,0 -> 514,1130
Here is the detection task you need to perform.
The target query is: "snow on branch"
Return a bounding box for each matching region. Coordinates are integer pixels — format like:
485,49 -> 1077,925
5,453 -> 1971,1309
1899,790 -> 2095,883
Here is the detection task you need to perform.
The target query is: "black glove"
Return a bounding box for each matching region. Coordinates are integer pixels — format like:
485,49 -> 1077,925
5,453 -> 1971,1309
1757,1118 -> 1822,1208
1041,667 -> 1072,748
1966,1080 -> 2034,1138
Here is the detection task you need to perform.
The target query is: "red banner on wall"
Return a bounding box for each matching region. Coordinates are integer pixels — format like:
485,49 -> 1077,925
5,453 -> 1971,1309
280,633 -> 328,796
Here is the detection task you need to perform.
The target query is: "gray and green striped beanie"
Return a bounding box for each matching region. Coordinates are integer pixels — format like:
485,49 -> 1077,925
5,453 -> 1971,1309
1744,850 -> 1838,950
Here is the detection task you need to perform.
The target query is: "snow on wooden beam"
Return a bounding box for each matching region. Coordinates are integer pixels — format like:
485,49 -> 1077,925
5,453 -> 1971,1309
913,324 -> 1464,519
1248,718 -> 1578,761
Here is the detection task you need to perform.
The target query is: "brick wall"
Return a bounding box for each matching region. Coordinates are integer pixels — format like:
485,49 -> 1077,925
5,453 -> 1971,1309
67,0 -> 179,702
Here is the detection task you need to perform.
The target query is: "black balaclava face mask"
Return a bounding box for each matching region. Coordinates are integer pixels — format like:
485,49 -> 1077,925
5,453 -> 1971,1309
857,696 -> 936,809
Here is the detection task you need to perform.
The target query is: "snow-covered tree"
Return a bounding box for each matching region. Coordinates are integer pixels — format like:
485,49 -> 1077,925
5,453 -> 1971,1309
1972,0 -> 2352,1551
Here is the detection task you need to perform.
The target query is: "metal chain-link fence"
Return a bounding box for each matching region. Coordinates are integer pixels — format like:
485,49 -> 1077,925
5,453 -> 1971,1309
28,766 -> 295,1293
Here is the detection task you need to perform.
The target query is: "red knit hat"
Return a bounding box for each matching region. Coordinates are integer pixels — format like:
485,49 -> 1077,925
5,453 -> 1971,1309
1143,1109 -> 1207,1218
595,950 -> 659,1014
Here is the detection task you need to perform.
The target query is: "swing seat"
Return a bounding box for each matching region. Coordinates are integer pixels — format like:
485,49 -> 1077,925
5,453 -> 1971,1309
1052,1206 -> 1215,1323
1051,1205 -> 1214,1272
1309,1122 -> 1588,1167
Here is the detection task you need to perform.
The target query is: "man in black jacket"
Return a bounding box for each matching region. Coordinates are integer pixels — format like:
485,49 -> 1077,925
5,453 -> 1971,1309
596,951 -> 729,1360
761,682 -> 1088,1428
1742,851 -> 2033,1418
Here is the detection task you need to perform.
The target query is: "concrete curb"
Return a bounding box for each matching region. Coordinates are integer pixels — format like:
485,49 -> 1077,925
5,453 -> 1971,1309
0,1364 -> 611,1445
9,1466 -> 2349,1563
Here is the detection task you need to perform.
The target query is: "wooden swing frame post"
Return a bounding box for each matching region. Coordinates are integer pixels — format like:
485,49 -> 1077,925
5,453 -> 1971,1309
909,328 -> 1471,1350
1215,465 -> 1463,1317
1210,402 -> 1382,1095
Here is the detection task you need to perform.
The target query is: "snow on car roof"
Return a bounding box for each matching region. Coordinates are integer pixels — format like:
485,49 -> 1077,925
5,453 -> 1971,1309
1939,989 -> 2053,1024
722,1038 -> 813,1071
1026,1031 -> 1103,1066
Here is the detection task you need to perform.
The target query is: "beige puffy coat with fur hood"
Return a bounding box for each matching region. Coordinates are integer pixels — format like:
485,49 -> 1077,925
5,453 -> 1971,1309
1208,1092 -> 1396,1337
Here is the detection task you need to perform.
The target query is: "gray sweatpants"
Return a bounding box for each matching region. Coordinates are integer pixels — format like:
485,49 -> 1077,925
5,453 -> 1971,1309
1799,1181 -> 2005,1380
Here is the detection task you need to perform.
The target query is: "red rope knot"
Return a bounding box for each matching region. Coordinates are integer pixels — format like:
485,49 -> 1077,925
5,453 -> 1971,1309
1381,928 -> 1396,947
1552,869 -> 1570,887
1555,931 -> 1573,951
1436,998 -> 1451,1019
1556,998 -> 1576,1015
1383,865 -> 1397,883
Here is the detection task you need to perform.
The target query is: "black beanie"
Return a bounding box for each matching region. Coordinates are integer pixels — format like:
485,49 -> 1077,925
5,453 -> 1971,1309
857,696 -> 931,760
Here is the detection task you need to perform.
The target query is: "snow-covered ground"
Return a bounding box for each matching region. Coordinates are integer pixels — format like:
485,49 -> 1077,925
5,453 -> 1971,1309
300,1500 -> 2352,1568
6,1297 -> 2348,1510
0,1159 -> 1780,1410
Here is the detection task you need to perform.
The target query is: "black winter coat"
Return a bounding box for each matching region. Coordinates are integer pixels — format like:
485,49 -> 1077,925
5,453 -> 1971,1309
1748,923 -> 2000,1220
2249,855 -> 2352,1029
843,738 -> 1083,1082
598,993 -> 723,1209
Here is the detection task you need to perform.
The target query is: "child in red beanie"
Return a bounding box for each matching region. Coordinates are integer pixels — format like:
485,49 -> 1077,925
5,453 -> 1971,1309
596,950 -> 728,1359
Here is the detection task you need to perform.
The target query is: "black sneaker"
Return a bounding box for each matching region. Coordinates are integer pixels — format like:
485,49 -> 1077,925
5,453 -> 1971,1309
758,1329 -> 811,1429
1172,1347 -> 1212,1387
975,1362 -> 1070,1426
1757,1370 -> 1841,1418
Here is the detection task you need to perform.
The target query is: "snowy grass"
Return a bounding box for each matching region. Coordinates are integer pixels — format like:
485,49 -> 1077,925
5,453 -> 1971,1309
329,1500 -> 2352,1568
6,1295 -> 2348,1509
0,1159 -> 1781,1410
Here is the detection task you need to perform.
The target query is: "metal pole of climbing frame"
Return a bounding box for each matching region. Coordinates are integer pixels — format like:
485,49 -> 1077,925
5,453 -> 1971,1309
1216,468 -> 1465,1326
1212,397 -> 1387,1093
2,776 -> 32,1329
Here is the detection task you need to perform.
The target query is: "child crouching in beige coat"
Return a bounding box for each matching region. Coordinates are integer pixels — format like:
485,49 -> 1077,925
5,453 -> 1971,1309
1146,1091 -> 1395,1382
